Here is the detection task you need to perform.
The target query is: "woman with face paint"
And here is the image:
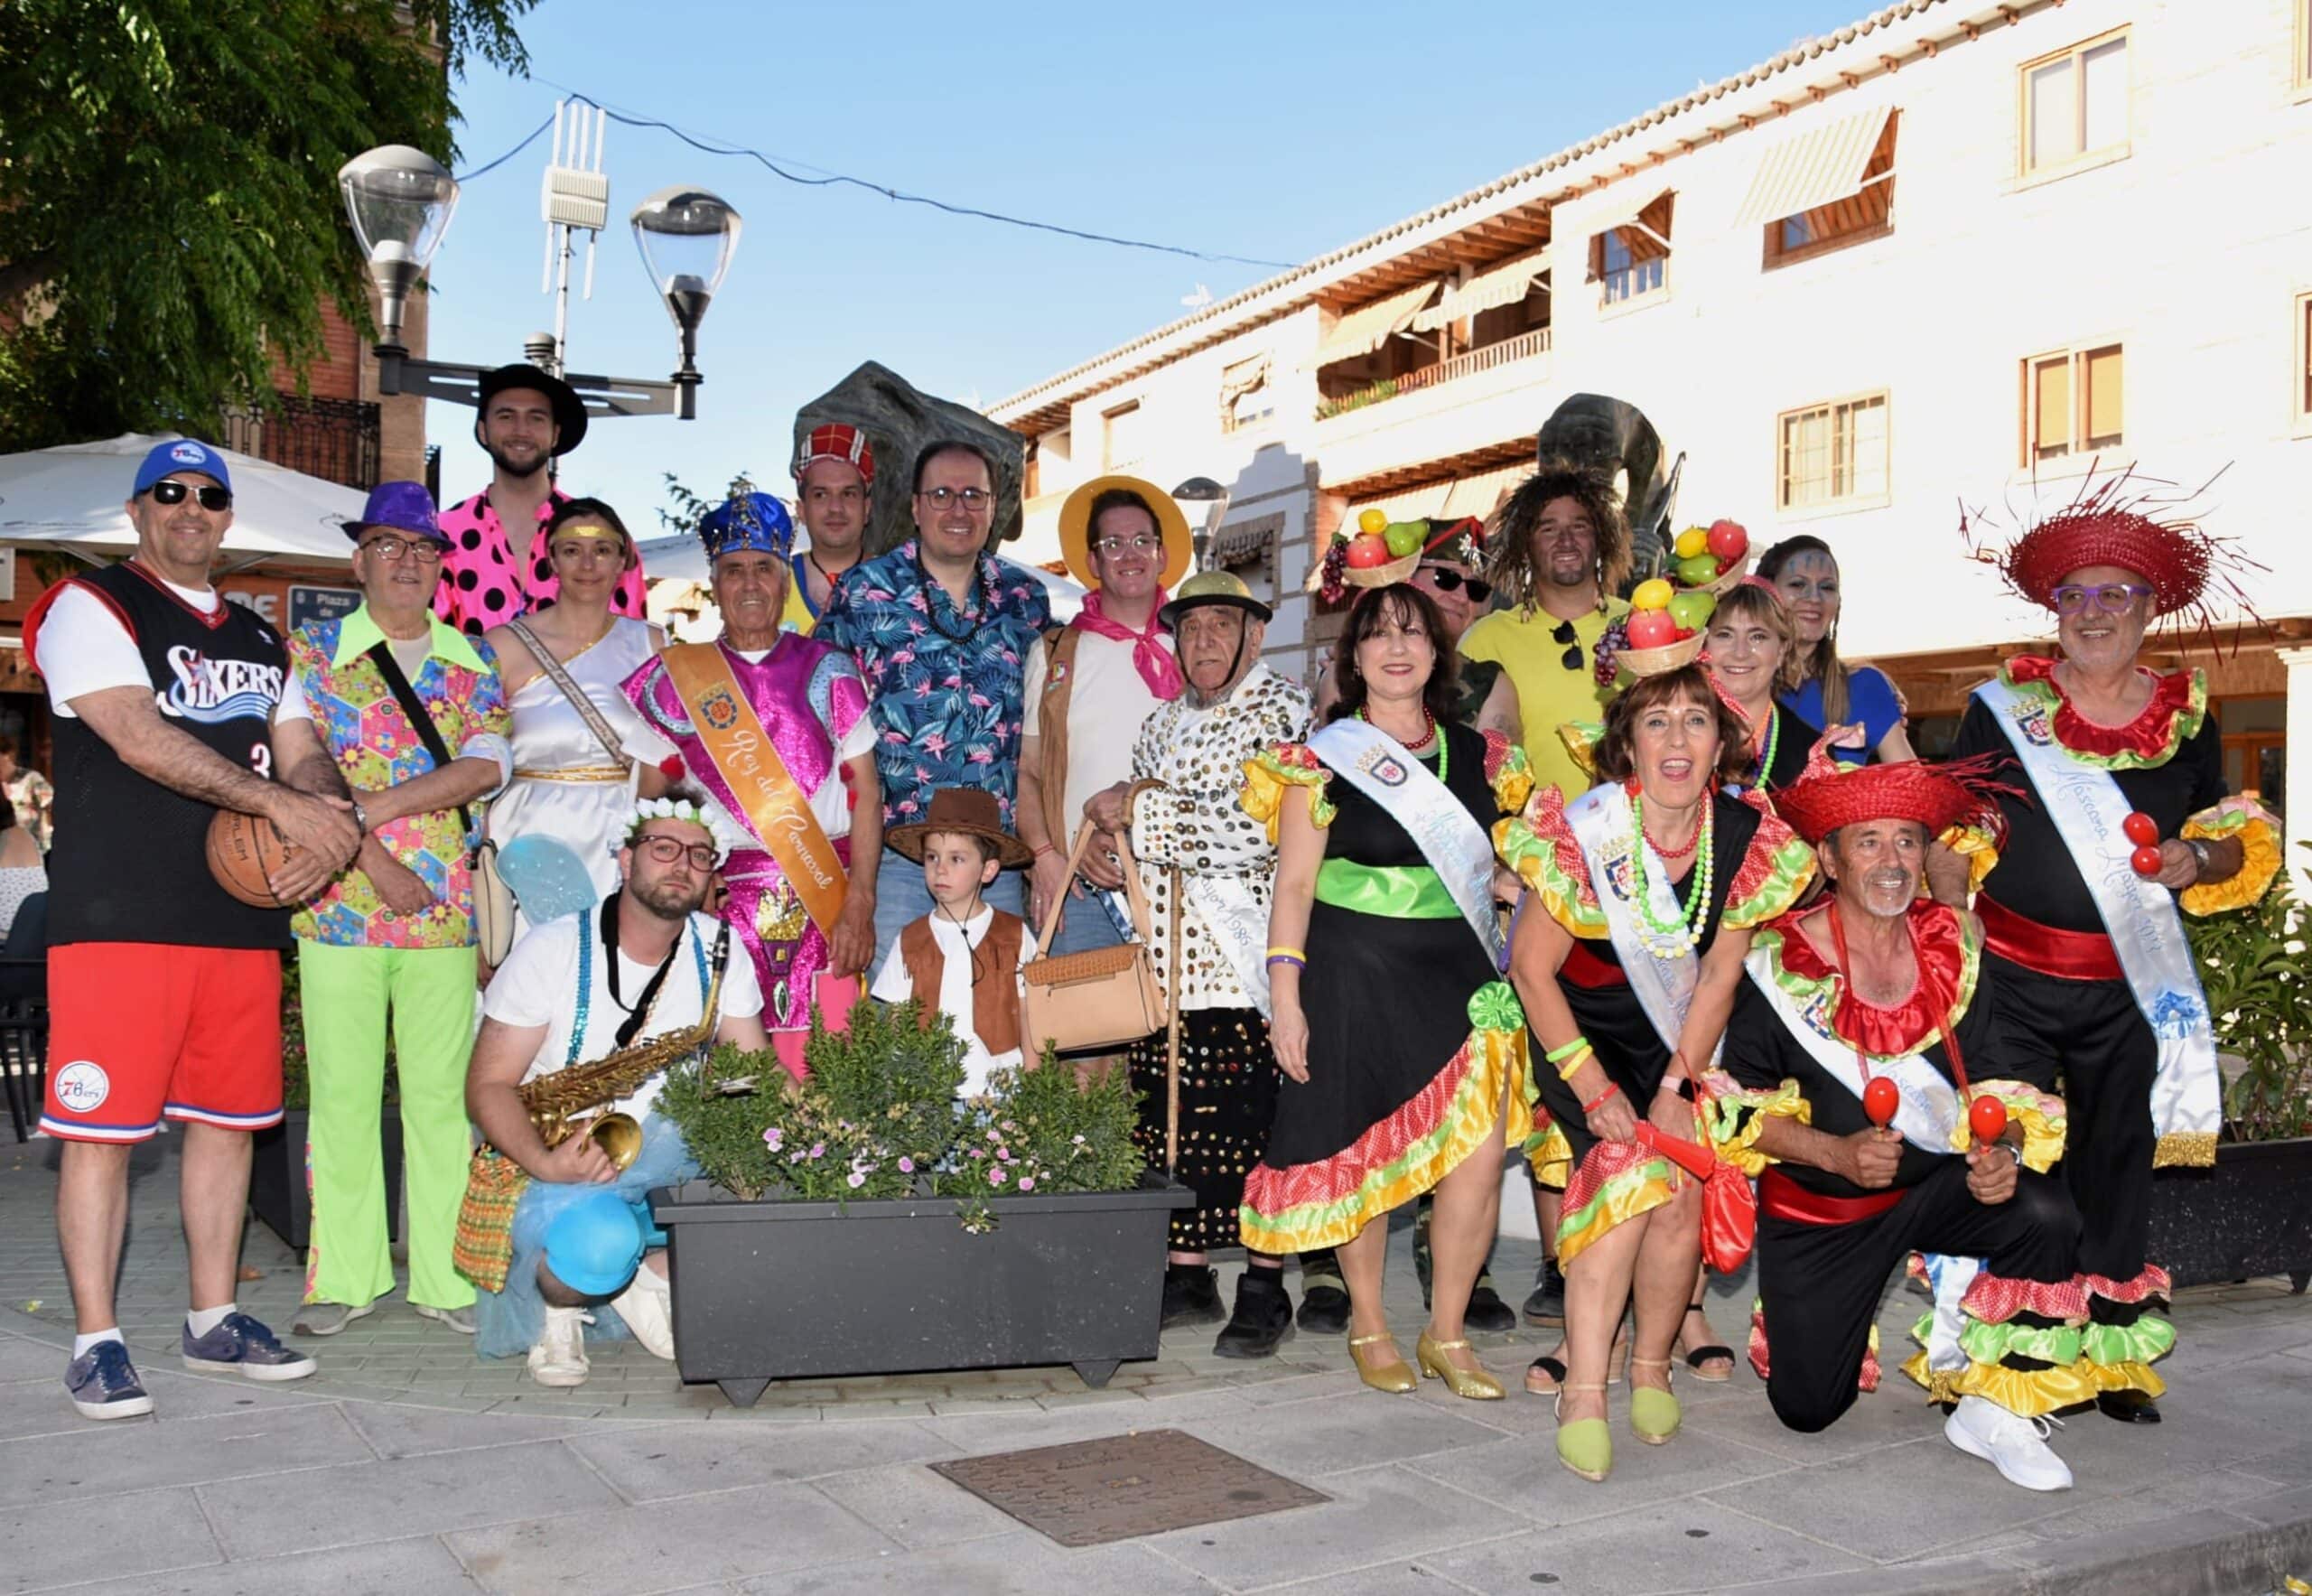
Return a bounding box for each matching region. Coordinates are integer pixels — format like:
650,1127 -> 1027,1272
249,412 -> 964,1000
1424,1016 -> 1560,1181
1757,537 -> 1916,767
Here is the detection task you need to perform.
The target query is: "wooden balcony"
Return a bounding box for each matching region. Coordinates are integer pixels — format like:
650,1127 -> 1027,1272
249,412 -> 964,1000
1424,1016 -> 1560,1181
1314,327 -> 1552,421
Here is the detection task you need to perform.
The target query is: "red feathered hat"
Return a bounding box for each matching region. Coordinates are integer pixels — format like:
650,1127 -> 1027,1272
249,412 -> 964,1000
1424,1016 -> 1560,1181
1772,737 -> 2016,847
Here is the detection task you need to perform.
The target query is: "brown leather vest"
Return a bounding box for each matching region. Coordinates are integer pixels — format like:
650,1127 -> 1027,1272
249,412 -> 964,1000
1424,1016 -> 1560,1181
899,909 -> 1025,1057
1034,626 -> 1083,845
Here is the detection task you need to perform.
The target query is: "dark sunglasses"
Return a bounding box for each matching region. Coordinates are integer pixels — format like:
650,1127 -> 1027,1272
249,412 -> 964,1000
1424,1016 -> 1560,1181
1552,618 -> 1582,672
147,480 -> 232,511
1419,568 -> 1493,602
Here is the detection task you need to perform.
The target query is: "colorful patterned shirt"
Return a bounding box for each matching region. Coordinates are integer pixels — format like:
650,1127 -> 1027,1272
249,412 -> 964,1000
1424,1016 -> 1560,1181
434,486 -> 649,636
285,606 -> 511,948
816,539 -> 1052,827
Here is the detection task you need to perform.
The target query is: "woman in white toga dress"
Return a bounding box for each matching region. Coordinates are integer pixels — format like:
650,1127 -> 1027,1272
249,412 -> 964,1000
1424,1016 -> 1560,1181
482,499 -> 674,933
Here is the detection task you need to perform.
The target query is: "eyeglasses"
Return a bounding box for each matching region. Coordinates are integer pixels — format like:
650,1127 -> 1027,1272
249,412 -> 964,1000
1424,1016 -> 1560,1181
1552,618 -> 1582,672
2052,582 -> 2153,616
636,835 -> 719,872
360,535 -> 445,565
1091,532 -> 1161,555
1418,568 -> 1493,602
147,480 -> 232,511
918,486 -> 993,513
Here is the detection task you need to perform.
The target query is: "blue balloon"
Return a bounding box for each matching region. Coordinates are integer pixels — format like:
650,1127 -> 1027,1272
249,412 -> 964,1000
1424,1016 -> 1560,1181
497,835 -> 601,924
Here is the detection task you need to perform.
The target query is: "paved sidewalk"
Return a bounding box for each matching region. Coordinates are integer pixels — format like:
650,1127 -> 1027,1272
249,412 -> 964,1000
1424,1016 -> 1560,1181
4,1134 -> 2309,1595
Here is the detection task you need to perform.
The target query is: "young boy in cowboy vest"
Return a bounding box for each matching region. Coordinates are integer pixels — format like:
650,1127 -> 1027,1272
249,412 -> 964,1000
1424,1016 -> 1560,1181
870,789 -> 1034,1097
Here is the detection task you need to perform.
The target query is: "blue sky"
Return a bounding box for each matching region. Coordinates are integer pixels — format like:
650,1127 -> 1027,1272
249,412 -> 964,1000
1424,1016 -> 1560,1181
420,0 -> 1875,537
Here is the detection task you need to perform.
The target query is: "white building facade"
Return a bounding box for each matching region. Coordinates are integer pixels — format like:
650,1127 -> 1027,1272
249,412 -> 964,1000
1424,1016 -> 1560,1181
993,0 -> 2312,884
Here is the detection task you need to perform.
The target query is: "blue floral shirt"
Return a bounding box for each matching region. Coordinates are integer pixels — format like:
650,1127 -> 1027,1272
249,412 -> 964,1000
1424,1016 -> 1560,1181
816,540 -> 1052,828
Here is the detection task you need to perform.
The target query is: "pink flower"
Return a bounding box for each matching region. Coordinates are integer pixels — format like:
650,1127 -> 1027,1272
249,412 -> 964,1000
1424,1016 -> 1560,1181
846,1171 -> 866,1189
997,1147 -> 1012,1162
898,1157 -> 915,1173
1017,1177 -> 1035,1191
808,1143 -> 825,1160
763,1127 -> 783,1150
989,1168 -> 1008,1187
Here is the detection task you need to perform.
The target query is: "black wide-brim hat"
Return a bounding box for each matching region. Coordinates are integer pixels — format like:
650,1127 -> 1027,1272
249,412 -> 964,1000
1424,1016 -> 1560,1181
475,364 -> 589,456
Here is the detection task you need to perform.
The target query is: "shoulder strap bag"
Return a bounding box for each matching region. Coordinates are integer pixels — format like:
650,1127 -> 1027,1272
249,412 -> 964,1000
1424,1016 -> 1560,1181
503,616 -> 633,770
1019,817 -> 1167,1058
368,641 -> 517,966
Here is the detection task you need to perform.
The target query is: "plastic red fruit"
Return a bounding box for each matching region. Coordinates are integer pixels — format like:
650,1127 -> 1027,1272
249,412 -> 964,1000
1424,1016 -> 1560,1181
1708,519 -> 1749,560
2131,845 -> 2165,877
1344,535 -> 1392,569
1626,609 -> 1678,648
1969,1095 -> 2009,1145
1862,1077 -> 1899,1126
2123,811 -> 2158,846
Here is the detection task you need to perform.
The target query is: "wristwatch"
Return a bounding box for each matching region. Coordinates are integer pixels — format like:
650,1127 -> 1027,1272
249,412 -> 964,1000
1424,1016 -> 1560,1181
350,799 -> 370,835
2186,838 -> 2212,873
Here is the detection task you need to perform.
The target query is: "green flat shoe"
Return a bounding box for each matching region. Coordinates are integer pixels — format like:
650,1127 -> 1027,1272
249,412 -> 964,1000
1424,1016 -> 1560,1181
1554,1384 -> 1613,1482
1628,1358 -> 1681,1445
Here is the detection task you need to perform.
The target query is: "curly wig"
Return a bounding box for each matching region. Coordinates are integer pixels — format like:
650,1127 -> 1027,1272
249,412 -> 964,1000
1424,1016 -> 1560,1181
1484,457 -> 1632,613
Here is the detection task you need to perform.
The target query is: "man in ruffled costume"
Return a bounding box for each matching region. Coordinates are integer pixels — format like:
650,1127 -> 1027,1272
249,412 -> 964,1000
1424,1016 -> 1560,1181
1084,572 -> 1311,1358
1711,748 -> 2087,1490
622,493 -> 881,1081
1944,482 -> 2280,1425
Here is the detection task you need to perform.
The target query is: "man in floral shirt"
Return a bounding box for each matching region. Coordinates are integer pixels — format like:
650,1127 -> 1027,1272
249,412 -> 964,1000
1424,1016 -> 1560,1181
279,483 -> 513,1339
816,439 -> 1051,967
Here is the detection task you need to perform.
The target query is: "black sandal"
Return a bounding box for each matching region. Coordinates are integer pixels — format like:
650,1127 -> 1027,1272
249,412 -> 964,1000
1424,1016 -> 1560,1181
1524,1354 -> 1567,1395
1677,1297 -> 1734,1383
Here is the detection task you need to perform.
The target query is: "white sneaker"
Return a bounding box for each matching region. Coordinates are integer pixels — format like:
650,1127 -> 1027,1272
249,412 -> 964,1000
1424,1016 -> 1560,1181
611,1265 -> 676,1360
1944,1395 -> 2073,1491
527,1308 -> 593,1388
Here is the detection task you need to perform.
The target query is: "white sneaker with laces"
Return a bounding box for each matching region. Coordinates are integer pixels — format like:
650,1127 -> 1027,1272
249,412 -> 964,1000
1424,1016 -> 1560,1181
611,1265 -> 676,1360
527,1308 -> 593,1387
1944,1395 -> 2073,1491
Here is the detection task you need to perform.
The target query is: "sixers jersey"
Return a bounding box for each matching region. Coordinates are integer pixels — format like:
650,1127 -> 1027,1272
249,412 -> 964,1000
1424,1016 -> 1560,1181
29,563 -> 292,948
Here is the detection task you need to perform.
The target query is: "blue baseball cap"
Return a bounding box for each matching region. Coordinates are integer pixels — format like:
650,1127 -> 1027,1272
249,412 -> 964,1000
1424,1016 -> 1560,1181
542,1190 -> 647,1297
133,437 -> 233,497
345,481 -> 450,546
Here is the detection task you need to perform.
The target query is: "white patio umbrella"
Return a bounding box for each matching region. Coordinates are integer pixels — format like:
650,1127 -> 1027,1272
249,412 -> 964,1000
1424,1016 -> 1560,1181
0,433 -> 365,569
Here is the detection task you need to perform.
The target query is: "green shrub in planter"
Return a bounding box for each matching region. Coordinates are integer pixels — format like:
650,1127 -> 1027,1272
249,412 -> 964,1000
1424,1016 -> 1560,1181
2189,847 -> 2312,1143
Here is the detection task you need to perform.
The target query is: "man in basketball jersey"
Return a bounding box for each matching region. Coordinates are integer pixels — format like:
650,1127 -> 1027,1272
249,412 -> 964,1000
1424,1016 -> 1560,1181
23,438 -> 364,1420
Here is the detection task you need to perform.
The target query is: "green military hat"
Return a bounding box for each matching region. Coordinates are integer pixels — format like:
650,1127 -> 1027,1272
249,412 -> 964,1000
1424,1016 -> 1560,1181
1158,569 -> 1272,629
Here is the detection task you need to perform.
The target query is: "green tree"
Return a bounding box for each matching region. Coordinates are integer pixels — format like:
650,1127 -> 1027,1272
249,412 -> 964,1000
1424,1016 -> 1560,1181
0,1 -> 536,452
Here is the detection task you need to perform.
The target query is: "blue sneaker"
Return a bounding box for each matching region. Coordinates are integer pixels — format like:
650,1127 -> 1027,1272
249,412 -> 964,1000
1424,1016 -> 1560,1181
182,1312 -> 317,1382
65,1340 -> 154,1420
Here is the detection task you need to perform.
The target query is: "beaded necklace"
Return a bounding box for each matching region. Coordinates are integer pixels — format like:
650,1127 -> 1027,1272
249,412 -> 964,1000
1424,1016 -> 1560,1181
1357,705 -> 1445,780
1748,705 -> 1782,792
1627,790 -> 1714,955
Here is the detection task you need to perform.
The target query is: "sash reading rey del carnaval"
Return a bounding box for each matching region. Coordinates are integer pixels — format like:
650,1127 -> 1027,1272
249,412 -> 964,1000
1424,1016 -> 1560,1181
1975,674 -> 2217,1167
657,641 -> 848,937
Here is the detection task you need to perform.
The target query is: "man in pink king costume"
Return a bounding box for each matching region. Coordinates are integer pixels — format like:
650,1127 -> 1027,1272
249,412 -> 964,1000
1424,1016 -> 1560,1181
620,492 -> 881,1078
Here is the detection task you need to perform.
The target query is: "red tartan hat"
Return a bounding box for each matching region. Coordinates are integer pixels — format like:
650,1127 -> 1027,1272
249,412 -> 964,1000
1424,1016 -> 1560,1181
793,424 -> 875,490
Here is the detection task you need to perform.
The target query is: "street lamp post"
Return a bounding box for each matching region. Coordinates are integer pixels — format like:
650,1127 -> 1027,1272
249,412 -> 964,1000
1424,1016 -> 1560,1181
1172,475 -> 1233,569
336,143 -> 742,422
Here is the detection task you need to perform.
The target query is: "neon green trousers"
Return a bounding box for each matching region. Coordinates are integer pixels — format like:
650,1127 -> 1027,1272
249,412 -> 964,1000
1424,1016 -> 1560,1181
297,939 -> 479,1311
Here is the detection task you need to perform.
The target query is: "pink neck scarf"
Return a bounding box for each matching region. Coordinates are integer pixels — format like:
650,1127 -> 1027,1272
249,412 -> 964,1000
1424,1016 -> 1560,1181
1071,587 -> 1183,700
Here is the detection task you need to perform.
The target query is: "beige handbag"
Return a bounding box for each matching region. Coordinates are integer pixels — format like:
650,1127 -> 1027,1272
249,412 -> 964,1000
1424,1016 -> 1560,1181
471,839 -> 517,967
1020,820 -> 1168,1057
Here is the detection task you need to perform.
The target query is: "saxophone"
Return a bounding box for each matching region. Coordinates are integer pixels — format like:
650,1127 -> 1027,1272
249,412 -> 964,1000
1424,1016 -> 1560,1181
514,923 -> 732,1170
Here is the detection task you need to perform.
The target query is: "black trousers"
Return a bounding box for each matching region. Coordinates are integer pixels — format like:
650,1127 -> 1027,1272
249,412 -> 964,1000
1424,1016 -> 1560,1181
1988,954 -> 2158,1284
1757,1160 -> 2079,1434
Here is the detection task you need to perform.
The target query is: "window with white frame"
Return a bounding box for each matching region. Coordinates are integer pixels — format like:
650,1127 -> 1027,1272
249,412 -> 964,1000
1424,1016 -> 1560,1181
1777,394 -> 1889,509
2021,32 -> 2130,175
1101,400 -> 1143,470
2022,344 -> 2124,463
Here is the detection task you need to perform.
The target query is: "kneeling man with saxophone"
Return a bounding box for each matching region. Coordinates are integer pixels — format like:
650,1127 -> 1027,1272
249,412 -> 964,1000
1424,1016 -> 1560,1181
461,793 -> 769,1386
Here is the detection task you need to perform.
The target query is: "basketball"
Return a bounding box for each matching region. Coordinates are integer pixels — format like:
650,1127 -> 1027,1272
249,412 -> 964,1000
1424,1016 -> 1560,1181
206,809 -> 297,908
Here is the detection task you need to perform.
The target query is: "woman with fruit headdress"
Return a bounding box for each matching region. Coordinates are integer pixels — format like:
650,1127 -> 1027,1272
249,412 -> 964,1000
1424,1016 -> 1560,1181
1239,583 -> 1537,1403
1496,658 -> 1815,1482
1944,478 -> 2280,1426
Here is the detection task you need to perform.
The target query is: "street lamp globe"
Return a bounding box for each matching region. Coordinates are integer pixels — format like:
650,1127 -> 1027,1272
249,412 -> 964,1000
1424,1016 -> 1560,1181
338,145 -> 460,349
630,185 -> 741,419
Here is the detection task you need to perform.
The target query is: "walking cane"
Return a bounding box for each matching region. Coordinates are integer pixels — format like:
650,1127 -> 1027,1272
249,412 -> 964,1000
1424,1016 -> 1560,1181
1164,861 -> 1185,1174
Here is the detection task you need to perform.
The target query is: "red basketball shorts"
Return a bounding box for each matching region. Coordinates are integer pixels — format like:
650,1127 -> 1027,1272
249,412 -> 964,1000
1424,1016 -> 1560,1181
42,943 -> 284,1143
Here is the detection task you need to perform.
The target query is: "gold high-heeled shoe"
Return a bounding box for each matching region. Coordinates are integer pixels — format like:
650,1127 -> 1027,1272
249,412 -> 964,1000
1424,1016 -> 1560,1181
1348,1331 -> 1417,1394
1416,1331 -> 1505,1401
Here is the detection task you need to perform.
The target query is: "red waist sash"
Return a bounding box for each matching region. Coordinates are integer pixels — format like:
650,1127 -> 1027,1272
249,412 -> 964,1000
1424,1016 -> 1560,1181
1977,894 -> 2123,982
1561,938 -> 1629,988
1759,1167 -> 1905,1226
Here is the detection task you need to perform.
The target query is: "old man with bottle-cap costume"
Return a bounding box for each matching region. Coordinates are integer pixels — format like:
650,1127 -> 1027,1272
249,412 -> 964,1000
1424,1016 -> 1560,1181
620,491 -> 882,1080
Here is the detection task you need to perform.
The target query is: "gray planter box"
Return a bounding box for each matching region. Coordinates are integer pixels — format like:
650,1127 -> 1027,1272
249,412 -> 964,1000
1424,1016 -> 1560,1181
650,1174 -> 1192,1408
2146,1136 -> 2312,1293
247,1108 -> 405,1255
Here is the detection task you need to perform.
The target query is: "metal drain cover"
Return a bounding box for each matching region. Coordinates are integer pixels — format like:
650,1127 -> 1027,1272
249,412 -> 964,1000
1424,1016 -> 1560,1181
930,1427 -> 1329,1546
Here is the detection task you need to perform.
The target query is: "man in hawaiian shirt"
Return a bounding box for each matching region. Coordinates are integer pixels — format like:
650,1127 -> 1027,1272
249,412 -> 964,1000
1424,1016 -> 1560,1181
434,365 -> 648,635
279,482 -> 513,1339
816,439 -> 1051,968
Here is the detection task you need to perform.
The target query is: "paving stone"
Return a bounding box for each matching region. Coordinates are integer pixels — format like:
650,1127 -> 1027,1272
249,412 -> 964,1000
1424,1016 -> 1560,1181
196,1442 -> 620,1558
1405,1424 -> 1799,1528
0,1337 -> 61,1384
805,1461 -> 1022,1550
51,1535 -> 480,1596
343,1403 -> 599,1459
1423,1497 -> 1872,1594
1166,1391 -> 1510,1480
445,1480 -> 894,1593
0,1486 -> 219,1595
1135,1463 -> 1504,1587
0,1400 -> 375,1507
565,1416 -> 956,1500
730,1530 -> 1223,1595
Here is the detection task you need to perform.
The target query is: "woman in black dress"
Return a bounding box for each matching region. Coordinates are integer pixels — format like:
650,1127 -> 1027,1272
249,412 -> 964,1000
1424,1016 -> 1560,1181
1499,663 -> 1814,1481
1704,579 -> 1830,794
1241,583 -> 1534,1399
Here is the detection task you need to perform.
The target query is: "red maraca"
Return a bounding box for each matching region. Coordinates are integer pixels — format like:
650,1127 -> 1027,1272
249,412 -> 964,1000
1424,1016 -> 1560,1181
2130,845 -> 2164,877
1968,1094 -> 2009,1147
1862,1077 -> 1900,1127
2123,811 -> 2158,846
